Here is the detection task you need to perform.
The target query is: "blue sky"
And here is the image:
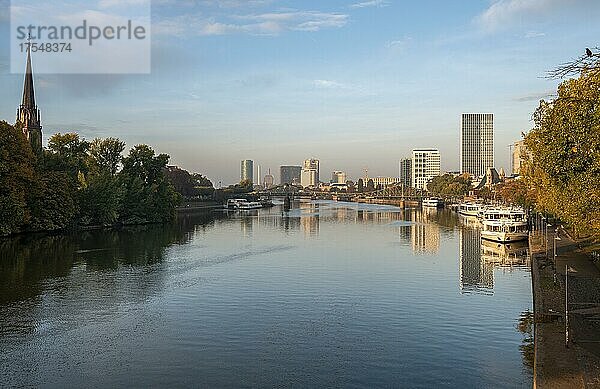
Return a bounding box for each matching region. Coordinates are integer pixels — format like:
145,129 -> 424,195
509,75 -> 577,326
1,0 -> 599,184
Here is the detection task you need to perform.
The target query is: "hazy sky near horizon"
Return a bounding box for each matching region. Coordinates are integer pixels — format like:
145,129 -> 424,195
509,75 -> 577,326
1,0 -> 599,185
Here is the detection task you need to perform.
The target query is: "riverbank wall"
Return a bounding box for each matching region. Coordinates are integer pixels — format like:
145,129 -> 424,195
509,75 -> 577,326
530,229 -> 600,388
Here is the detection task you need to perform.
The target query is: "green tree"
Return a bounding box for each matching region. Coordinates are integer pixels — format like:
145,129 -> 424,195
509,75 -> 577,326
119,145 -> 180,224
427,174 -> 471,197
121,145 -> 169,185
78,172 -> 125,226
0,121 -> 36,235
192,173 -> 215,197
88,137 -> 125,176
427,174 -> 454,195
27,172 -> 78,231
44,133 -> 90,179
76,137 -> 127,226
192,173 -> 214,188
164,166 -> 197,197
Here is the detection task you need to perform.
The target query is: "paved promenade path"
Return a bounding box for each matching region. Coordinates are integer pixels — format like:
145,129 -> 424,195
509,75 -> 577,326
531,226 -> 600,388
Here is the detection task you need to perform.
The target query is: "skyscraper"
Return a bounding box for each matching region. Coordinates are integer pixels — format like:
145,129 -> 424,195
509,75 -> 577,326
399,158 -> 412,188
16,42 -> 42,154
461,113 -> 494,178
241,160 -> 254,183
331,171 -> 346,184
412,148 -> 441,190
280,165 -> 302,185
301,159 -> 320,188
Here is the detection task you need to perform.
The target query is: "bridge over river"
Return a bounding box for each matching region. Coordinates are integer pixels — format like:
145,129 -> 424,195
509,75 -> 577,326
256,182 -> 423,208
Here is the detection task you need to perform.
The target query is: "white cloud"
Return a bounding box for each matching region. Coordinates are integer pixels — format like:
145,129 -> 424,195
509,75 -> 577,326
237,12 -> 348,32
313,79 -> 348,89
350,0 -> 389,9
387,36 -> 412,52
98,0 -> 149,9
200,0 -> 274,8
524,30 -> 545,38
155,11 -> 349,36
476,0 -> 590,31
152,0 -> 272,9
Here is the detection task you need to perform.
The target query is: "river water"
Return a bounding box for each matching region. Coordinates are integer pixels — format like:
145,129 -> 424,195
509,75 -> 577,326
0,201 -> 533,388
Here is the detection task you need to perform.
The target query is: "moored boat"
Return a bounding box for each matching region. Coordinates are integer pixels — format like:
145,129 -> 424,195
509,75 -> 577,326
423,198 -> 444,208
480,207 -> 528,243
237,201 -> 263,210
226,199 -> 263,210
458,202 -> 480,217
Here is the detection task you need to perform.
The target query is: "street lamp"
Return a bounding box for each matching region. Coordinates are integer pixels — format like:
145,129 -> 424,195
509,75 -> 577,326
554,229 -> 561,261
545,222 -> 552,260
565,263 -> 570,348
552,230 -> 562,285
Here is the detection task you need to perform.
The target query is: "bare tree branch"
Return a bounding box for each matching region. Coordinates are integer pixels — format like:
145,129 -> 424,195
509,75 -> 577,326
547,47 -> 600,79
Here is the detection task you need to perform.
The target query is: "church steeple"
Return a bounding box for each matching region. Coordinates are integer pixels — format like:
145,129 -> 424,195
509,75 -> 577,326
22,43 -> 36,108
16,38 -> 42,155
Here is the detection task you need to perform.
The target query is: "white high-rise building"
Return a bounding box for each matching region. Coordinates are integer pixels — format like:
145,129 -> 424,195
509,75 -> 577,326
461,113 -> 494,178
412,148 -> 441,190
301,159 -> 320,187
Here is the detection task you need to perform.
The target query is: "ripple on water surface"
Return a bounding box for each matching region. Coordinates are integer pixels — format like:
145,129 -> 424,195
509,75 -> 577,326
0,203 -> 532,388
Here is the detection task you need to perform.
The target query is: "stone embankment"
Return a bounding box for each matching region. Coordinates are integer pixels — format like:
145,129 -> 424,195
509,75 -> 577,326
530,227 -> 600,388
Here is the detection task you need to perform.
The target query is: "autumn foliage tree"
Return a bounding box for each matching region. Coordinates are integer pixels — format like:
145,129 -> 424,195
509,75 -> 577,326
524,68 -> 600,239
495,179 -> 535,208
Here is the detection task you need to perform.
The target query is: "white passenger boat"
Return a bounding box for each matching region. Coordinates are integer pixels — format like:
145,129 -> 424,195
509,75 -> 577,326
237,201 -> 263,210
480,207 -> 529,243
458,202 -> 481,217
423,198 -> 444,208
226,199 -> 263,210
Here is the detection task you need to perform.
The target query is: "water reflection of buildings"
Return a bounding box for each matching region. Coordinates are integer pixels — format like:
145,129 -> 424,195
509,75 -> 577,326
460,227 -> 494,294
459,227 -> 530,294
395,209 -> 441,255
411,210 -> 441,254
299,202 -> 320,237
240,215 -> 254,237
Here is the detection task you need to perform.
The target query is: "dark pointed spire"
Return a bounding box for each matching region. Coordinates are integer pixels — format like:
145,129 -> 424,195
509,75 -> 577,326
16,35 -> 43,155
21,38 -> 36,108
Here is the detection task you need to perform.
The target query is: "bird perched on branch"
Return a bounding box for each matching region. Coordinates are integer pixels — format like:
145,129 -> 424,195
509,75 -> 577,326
586,48 -> 593,57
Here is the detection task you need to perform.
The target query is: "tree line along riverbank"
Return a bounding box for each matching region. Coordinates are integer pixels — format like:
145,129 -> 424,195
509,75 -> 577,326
0,123 -> 182,236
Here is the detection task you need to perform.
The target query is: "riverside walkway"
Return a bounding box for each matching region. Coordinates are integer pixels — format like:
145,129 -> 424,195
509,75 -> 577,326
531,227 -> 600,388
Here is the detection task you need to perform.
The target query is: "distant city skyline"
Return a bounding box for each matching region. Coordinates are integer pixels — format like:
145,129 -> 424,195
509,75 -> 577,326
1,0 -> 598,185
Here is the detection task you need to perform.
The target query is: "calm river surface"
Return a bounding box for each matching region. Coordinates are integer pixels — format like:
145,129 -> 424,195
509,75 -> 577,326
0,201 -> 533,388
